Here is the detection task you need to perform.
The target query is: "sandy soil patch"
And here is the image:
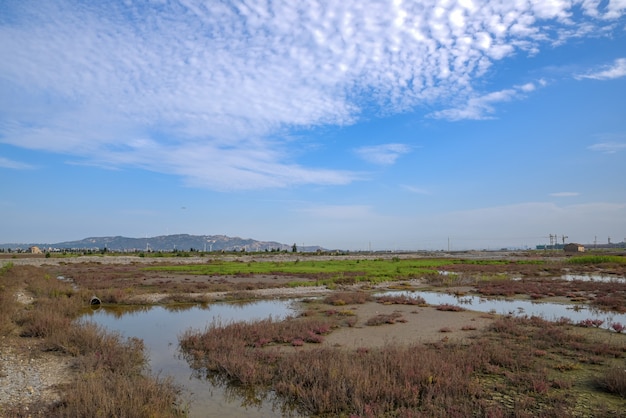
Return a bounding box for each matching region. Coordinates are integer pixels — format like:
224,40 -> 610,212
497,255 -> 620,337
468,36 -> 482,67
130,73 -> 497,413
0,338 -> 73,411
318,301 -> 495,349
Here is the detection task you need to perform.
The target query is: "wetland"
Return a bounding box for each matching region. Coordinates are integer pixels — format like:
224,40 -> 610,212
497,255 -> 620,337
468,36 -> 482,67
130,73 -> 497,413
1,250 -> 626,417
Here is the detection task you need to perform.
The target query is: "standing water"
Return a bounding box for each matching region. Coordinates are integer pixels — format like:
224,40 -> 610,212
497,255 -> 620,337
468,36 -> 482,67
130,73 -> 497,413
82,301 -> 297,417
82,291 -> 626,416
378,290 -> 626,329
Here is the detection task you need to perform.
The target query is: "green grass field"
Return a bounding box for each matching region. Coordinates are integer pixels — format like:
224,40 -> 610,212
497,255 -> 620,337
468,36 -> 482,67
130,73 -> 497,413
145,258 -> 455,280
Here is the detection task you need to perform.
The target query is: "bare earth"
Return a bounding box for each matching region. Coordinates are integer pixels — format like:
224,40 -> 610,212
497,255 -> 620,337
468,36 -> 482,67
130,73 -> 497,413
319,302 -> 493,349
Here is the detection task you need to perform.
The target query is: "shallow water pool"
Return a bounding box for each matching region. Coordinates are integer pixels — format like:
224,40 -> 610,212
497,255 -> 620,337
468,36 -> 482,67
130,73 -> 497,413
82,301 -> 297,417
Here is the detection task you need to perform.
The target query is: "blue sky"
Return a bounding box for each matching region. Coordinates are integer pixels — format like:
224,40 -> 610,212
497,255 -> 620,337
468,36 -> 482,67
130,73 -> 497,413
1,0 -> 625,250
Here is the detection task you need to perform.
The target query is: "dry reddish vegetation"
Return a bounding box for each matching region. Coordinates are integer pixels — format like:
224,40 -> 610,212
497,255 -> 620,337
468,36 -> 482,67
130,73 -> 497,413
476,278 -> 626,312
4,251 -> 626,416
180,277 -> 626,417
323,291 -> 372,305
50,261 -> 308,300
180,312 -> 626,417
0,264 -> 184,417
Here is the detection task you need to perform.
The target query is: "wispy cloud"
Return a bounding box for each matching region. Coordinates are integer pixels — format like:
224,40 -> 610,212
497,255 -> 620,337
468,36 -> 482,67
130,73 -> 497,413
355,143 -> 411,166
550,192 -> 580,197
1,1 -> 624,189
576,58 -> 626,80
401,185 -> 431,195
429,80 -> 545,120
588,142 -> 626,153
429,88 -> 517,120
0,156 -> 34,170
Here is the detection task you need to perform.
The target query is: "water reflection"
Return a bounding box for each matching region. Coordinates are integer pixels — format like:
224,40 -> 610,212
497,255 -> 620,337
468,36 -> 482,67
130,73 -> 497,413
82,301 -> 297,417
378,290 -> 626,330
562,274 -> 626,283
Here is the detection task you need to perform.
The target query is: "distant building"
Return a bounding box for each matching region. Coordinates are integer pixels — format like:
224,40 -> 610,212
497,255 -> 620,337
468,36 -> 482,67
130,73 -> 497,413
564,243 -> 584,253
28,246 -> 43,254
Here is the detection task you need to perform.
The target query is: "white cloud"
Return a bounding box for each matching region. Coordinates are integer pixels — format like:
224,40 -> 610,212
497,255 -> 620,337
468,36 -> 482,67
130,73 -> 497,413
576,58 -> 626,80
0,156 -> 34,170
605,0 -> 626,19
429,88 -> 517,120
588,142 -> 626,153
518,82 -> 536,92
355,143 -> 411,165
0,1 -> 624,189
429,77 -> 550,120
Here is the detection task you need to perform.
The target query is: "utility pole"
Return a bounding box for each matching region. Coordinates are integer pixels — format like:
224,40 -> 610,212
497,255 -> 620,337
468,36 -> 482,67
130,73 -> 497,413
561,235 -> 568,245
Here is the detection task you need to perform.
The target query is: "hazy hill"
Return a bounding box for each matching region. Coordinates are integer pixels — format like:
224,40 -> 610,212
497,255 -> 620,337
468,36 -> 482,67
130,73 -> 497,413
0,234 -> 324,253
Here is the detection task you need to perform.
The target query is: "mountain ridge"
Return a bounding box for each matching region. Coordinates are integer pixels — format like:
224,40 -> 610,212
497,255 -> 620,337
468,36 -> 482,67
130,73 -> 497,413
0,234 -> 324,252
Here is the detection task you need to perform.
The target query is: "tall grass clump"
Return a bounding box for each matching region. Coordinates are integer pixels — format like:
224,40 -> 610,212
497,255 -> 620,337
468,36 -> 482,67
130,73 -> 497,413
52,372 -> 181,418
49,323 -> 184,418
0,261 -> 14,275
567,255 -> 626,265
596,368 -> 626,397
0,287 -> 17,335
181,316 -> 335,385
0,262 -> 18,335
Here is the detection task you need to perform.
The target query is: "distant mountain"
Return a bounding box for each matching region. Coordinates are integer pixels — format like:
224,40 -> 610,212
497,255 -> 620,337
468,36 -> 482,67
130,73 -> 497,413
0,234 -> 324,253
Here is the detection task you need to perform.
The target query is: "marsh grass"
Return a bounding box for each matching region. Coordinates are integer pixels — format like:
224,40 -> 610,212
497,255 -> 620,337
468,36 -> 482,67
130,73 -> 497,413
0,265 -> 185,417
323,291 -> 371,305
180,313 -> 626,417
476,277 -> 626,312
145,258 -> 453,283
365,312 -> 406,326
0,263 -> 19,336
51,371 -> 181,418
180,316 -> 336,385
568,255 -> 626,265
375,294 -> 426,305
597,368 -> 626,397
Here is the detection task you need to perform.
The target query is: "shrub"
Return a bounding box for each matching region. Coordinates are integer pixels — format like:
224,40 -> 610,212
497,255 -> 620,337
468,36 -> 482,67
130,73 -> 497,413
611,322 -> 625,333
578,318 -> 604,328
596,368 -> 626,397
375,294 -> 426,305
365,312 -> 404,326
